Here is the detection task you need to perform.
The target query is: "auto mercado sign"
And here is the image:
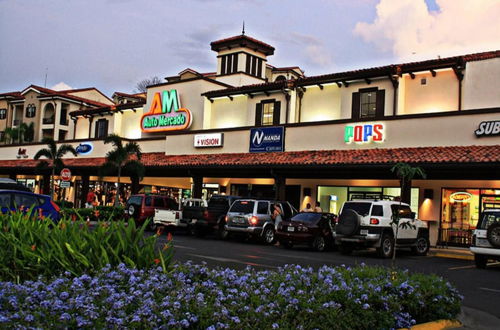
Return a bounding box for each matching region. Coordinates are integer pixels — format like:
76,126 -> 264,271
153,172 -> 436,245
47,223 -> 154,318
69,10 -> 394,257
141,89 -> 192,133
249,126 -> 284,153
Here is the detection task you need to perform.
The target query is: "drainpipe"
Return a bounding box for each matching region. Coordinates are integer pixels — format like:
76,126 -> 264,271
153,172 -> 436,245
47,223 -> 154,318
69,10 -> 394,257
452,62 -> 464,111
297,88 -> 304,123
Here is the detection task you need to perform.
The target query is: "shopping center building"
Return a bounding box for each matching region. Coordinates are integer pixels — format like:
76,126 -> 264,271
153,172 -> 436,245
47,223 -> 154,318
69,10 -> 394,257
0,33 -> 498,246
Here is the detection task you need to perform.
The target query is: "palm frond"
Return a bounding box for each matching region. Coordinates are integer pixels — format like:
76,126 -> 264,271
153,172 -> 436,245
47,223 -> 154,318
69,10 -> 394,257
34,148 -> 53,160
123,160 -> 145,180
104,134 -> 123,149
56,144 -> 78,158
100,161 -> 118,177
125,142 -> 142,159
40,137 -> 57,156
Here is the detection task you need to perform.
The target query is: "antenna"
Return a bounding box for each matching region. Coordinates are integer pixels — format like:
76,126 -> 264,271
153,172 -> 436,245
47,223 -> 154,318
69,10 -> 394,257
242,21 -> 245,35
44,67 -> 48,87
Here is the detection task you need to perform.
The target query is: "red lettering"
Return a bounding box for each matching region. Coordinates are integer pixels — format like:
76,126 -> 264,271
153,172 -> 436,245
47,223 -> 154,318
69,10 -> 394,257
373,124 -> 383,141
354,126 -> 363,142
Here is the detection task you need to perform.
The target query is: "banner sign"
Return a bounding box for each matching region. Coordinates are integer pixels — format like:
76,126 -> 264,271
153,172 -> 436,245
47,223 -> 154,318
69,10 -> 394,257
249,126 -> 284,153
345,123 -> 384,144
76,142 -> 93,155
194,133 -> 223,148
141,89 -> 192,133
475,121 -> 500,137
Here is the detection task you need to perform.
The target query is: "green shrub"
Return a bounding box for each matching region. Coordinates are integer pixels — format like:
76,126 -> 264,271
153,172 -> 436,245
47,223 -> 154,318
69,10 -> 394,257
54,200 -> 74,208
60,206 -> 125,222
0,212 -> 172,282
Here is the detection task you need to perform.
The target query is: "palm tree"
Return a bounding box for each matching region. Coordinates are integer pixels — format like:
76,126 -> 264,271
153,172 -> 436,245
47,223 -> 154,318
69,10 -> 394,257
101,134 -> 144,207
21,122 -> 35,143
2,127 -> 20,144
34,137 -> 78,198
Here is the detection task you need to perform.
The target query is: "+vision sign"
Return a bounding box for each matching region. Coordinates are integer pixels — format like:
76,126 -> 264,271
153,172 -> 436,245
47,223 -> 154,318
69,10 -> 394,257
141,89 -> 192,133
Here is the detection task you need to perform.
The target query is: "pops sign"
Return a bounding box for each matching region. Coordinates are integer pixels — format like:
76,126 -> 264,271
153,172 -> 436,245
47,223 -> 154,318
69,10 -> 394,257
344,123 -> 385,144
141,89 -> 192,133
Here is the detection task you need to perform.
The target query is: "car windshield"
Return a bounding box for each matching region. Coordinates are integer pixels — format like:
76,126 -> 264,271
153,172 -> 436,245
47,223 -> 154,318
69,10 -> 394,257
341,202 -> 372,216
127,196 -> 142,206
291,212 -> 322,223
478,211 -> 500,229
208,197 -> 229,208
229,201 -> 255,214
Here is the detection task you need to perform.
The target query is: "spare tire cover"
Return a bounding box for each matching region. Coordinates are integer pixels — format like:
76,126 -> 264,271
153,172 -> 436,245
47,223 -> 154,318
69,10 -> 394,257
336,209 -> 361,236
487,222 -> 500,248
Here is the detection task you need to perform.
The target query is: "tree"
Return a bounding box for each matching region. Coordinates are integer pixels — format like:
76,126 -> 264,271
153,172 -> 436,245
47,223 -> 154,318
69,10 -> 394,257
21,122 -> 35,143
134,76 -> 162,93
101,134 -> 144,207
390,162 -> 426,264
2,127 -> 20,144
34,137 -> 78,198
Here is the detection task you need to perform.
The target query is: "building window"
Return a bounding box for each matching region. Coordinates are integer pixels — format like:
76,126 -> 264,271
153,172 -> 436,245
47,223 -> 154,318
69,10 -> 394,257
58,130 -> 67,141
220,54 -> 238,75
246,54 -> 263,77
25,104 -> 36,118
255,99 -> 281,126
95,119 -> 109,139
351,88 -> 385,119
60,103 -> 69,125
0,109 -> 6,120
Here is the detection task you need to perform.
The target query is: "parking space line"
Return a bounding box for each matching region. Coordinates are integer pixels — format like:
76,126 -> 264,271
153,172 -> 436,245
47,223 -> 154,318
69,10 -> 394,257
173,245 -> 196,250
480,287 -> 500,293
448,265 -> 475,270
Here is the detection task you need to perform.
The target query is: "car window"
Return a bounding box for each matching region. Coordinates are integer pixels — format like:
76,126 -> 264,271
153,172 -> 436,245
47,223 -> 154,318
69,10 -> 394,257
391,205 -> 412,218
229,200 -> 255,214
127,196 -> 142,206
341,202 -> 372,216
166,198 -> 179,210
291,212 -> 322,223
281,203 -> 293,218
144,196 -> 152,207
13,193 -> 39,208
0,193 -> 11,208
257,202 -> 269,214
371,205 -> 384,217
478,212 -> 500,229
154,197 -> 165,208
209,196 -> 230,208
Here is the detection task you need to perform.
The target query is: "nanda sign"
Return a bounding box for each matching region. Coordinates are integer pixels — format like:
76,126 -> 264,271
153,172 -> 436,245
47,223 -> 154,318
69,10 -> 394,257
249,126 -> 284,153
141,89 -> 192,133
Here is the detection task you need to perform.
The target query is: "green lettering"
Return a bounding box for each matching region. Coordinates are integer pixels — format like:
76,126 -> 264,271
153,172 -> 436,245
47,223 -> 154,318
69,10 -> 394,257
162,90 -> 180,113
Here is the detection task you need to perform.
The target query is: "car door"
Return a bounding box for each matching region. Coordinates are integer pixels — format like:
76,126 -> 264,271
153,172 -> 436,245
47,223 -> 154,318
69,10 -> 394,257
0,192 -> 12,214
391,204 -> 417,240
13,192 -> 40,215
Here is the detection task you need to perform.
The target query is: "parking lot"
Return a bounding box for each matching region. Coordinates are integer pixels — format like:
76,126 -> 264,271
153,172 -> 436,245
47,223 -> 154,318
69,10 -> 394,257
157,231 -> 500,321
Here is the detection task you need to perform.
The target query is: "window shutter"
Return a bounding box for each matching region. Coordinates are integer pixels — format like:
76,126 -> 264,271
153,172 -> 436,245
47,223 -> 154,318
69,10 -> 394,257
375,89 -> 385,118
94,120 -> 99,138
227,55 -> 233,74
257,58 -> 263,78
221,56 -> 226,75
103,119 -> 109,137
246,54 -> 251,73
273,101 -> 281,125
232,54 -> 238,73
351,92 -> 360,119
255,103 -> 263,126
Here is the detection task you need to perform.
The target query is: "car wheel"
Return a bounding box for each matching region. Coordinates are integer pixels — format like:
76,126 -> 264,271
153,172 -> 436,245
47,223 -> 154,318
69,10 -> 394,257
487,223 -> 500,248
411,236 -> 430,256
313,236 -> 326,252
280,241 -> 293,249
217,221 -> 229,240
148,220 -> 158,232
474,254 -> 488,269
377,233 -> 394,259
339,243 -> 353,255
262,227 -> 276,245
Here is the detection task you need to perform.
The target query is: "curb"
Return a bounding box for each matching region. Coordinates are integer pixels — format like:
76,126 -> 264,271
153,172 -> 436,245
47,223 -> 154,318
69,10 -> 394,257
430,252 -> 474,261
400,319 -> 462,330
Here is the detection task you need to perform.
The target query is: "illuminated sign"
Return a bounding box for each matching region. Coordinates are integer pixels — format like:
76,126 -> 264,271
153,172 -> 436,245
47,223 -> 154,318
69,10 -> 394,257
345,123 -> 384,144
450,192 -> 472,202
194,133 -> 223,148
250,126 -> 284,153
76,142 -> 93,155
141,89 -> 192,133
475,121 -> 500,137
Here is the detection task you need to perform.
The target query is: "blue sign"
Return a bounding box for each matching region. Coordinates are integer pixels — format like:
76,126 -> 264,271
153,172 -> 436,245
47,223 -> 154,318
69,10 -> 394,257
76,142 -> 93,155
249,126 -> 284,153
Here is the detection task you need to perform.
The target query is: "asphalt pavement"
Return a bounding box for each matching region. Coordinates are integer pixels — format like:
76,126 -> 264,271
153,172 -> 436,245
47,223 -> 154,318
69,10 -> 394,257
156,230 -> 500,327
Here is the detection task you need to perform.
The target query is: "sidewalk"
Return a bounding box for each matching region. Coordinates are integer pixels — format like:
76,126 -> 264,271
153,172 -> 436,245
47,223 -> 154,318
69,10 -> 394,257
429,246 -> 474,261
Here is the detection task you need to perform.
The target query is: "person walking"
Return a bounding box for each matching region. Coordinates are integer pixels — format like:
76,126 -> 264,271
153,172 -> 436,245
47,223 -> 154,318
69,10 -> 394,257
85,189 -> 96,208
272,203 -> 283,230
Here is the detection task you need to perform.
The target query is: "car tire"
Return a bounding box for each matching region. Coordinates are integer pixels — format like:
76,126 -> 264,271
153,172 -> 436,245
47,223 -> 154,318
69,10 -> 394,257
339,243 -> 353,255
411,235 -> 430,256
313,235 -> 327,252
377,233 -> 394,259
474,254 -> 488,269
487,223 -> 500,248
280,241 -> 293,249
148,220 -> 158,232
262,226 -> 276,245
217,223 -> 229,240
336,209 -> 361,236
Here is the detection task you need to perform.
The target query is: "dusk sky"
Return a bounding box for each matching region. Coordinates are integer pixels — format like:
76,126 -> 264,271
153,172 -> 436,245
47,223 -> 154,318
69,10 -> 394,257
1,0 -> 499,96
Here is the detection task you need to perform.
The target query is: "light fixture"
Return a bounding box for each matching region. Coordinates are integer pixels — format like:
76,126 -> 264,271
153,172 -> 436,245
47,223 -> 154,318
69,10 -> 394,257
423,189 -> 434,200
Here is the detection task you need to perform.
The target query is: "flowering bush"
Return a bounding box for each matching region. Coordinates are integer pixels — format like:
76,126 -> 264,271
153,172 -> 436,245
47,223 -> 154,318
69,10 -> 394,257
0,263 -> 462,329
60,206 -> 125,222
0,212 -> 172,282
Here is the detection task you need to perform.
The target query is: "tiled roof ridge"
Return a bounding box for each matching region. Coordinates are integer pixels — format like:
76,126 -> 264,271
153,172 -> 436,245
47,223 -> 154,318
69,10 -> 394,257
113,91 -> 146,99
210,34 -> 275,52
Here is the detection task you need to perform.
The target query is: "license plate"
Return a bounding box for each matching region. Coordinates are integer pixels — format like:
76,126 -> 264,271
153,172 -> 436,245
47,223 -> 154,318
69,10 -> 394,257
287,226 -> 295,232
360,229 -> 369,235
233,218 -> 245,224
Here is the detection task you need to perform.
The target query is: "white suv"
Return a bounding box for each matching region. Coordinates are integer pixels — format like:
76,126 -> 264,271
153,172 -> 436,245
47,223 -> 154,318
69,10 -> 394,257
335,200 -> 429,258
470,209 -> 500,269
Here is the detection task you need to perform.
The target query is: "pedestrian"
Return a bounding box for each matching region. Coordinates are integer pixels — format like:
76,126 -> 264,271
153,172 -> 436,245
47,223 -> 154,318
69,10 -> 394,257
314,201 -> 323,213
301,203 -> 314,212
85,189 -> 95,208
272,203 -> 283,230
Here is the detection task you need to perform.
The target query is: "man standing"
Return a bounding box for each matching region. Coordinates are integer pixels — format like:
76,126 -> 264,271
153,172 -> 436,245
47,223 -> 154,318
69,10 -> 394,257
86,189 -> 96,208
314,201 -> 323,213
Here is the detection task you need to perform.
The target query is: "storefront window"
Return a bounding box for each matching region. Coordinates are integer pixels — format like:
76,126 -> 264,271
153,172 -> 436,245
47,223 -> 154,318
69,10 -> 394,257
441,189 -> 480,230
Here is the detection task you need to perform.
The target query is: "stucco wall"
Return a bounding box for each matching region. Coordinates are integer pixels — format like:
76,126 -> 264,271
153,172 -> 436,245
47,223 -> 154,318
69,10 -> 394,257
209,96 -> 248,129
300,84 -> 341,122
463,58 -> 500,110
67,90 -> 113,105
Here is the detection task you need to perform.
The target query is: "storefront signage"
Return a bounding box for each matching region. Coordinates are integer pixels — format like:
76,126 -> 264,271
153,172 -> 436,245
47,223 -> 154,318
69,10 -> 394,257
194,133 -> 223,148
344,123 -> 384,144
249,126 -> 284,153
450,192 -> 472,202
141,89 -> 192,133
60,168 -> 71,182
76,142 -> 93,155
475,121 -> 500,137
16,148 -> 28,159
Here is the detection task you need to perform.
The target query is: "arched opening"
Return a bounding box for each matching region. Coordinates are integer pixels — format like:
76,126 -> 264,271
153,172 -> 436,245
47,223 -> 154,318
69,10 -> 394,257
43,103 -> 55,124
275,75 -> 286,82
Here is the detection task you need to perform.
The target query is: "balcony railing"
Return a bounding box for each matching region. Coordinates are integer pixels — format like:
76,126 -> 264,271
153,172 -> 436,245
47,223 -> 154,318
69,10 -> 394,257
438,228 -> 472,247
42,117 -> 54,125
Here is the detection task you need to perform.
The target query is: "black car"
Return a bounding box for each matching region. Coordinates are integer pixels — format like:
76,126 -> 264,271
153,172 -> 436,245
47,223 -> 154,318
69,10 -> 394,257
192,194 -> 241,237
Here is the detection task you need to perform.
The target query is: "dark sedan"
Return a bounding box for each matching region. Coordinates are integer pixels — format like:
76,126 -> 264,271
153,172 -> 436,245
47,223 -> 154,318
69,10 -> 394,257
276,212 -> 337,251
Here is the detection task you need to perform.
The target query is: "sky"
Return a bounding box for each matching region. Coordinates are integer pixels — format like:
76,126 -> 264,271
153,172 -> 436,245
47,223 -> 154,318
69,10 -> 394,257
0,0 -> 499,96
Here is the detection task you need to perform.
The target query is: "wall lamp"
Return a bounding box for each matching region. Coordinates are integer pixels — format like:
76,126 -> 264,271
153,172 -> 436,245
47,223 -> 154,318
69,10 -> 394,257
423,189 -> 434,200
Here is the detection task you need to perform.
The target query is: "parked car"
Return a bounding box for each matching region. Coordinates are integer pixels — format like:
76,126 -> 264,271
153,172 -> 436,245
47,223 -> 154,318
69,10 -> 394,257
0,189 -> 60,222
276,212 -> 337,251
0,178 -> 32,192
125,194 -> 178,230
192,194 -> 241,237
152,198 -> 207,232
335,200 -> 429,258
224,199 -> 298,244
470,209 -> 500,268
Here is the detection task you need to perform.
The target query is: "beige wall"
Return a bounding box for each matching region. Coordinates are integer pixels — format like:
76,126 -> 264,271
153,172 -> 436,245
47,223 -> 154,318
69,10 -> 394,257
67,90 -> 114,105
300,84 -> 341,122
463,58 -> 500,110
0,100 -> 9,132
215,73 -> 265,87
209,95 -> 248,129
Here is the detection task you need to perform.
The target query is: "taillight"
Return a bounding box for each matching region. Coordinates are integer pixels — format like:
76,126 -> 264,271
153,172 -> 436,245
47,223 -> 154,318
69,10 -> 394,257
370,218 -> 379,225
225,215 -> 229,222
50,200 -> 60,212
250,216 -> 258,225
204,210 -> 209,218
176,212 -> 180,219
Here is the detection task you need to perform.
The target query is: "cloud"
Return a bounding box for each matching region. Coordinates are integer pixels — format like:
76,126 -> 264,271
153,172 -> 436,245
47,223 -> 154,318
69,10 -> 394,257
51,82 -> 72,91
277,32 -> 332,67
353,0 -> 500,61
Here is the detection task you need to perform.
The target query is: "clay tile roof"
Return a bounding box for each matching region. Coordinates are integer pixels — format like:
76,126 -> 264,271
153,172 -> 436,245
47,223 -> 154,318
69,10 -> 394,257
203,80 -> 288,98
211,34 -> 275,56
113,91 -> 146,99
69,99 -> 145,117
0,91 -> 22,99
